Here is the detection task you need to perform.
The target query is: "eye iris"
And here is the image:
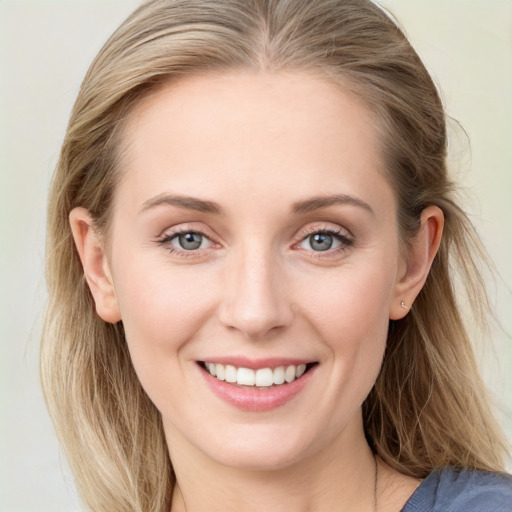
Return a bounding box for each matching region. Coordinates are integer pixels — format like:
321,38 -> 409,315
310,233 -> 333,251
178,232 -> 202,250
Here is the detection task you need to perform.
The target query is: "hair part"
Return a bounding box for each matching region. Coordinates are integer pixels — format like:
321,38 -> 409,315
41,1 -> 507,510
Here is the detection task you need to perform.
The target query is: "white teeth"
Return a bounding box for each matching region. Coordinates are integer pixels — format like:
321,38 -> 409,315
215,363 -> 225,381
255,368 -> 274,387
273,366 -> 285,385
204,362 -> 311,387
225,364 -> 237,383
285,365 -> 296,383
237,367 -> 255,386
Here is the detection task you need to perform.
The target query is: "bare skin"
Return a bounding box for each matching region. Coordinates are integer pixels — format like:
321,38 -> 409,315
70,71 -> 442,512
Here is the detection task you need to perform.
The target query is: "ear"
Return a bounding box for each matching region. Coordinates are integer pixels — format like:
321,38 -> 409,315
389,205 -> 444,320
69,207 -> 122,323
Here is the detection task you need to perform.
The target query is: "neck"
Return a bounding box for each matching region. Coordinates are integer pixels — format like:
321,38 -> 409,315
166,416 -> 377,512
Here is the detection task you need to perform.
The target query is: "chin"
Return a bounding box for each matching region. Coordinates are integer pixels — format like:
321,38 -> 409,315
196,421 -> 335,472
210,442 -> 308,472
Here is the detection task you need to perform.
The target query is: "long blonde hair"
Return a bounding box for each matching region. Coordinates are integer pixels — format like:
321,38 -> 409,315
41,0 -> 508,510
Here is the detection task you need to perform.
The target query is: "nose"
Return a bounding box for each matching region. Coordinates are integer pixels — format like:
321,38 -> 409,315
218,246 -> 294,339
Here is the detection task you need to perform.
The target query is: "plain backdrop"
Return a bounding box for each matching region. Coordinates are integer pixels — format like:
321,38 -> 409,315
0,1 -> 510,511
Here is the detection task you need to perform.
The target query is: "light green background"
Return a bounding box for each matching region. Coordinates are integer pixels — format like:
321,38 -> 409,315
0,1 -> 510,510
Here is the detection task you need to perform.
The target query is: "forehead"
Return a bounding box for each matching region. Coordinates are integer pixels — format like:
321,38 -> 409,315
115,70 -> 391,216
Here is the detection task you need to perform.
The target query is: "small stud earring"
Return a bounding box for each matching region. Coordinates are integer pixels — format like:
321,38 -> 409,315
400,300 -> 409,309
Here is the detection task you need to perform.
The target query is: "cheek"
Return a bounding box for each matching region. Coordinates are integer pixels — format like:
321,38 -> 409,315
298,263 -> 395,384
300,261 -> 395,337
112,261 -> 218,376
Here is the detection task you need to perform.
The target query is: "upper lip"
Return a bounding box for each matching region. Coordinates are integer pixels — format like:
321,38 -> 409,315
198,356 -> 316,370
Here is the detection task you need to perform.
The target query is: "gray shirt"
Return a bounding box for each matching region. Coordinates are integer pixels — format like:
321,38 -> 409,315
402,468 -> 512,511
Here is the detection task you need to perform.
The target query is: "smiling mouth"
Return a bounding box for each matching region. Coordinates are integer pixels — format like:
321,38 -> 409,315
199,361 -> 318,388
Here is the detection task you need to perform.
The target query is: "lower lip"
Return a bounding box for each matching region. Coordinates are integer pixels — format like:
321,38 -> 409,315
199,364 -> 317,412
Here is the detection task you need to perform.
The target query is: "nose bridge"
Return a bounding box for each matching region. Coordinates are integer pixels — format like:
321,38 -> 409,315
219,240 -> 292,338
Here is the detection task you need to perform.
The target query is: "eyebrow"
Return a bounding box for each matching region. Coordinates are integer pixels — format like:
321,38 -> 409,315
140,194 -> 224,215
140,192 -> 374,216
291,194 -> 374,216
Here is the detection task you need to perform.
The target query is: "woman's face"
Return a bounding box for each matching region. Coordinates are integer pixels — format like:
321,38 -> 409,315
100,71 -> 409,470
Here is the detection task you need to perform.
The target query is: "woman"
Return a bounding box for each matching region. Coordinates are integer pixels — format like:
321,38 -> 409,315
41,0 -> 511,511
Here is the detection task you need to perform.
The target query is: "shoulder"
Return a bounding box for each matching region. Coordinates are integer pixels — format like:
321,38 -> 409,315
401,467 -> 512,512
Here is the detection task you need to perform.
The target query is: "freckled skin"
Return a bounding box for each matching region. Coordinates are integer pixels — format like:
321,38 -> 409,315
73,71 -> 440,511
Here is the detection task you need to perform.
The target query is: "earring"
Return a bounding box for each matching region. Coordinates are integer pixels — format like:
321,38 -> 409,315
400,300 -> 409,309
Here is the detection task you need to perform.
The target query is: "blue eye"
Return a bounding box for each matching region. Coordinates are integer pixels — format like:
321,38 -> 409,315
175,232 -> 203,251
298,229 -> 351,253
169,231 -> 210,251
309,233 -> 337,251
300,232 -> 342,252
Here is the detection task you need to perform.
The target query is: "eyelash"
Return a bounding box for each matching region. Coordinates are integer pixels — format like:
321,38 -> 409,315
156,227 -> 214,258
295,226 -> 354,259
156,225 -> 354,259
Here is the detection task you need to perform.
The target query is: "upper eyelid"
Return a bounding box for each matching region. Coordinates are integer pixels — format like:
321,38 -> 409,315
158,223 -> 216,240
295,223 -> 353,240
